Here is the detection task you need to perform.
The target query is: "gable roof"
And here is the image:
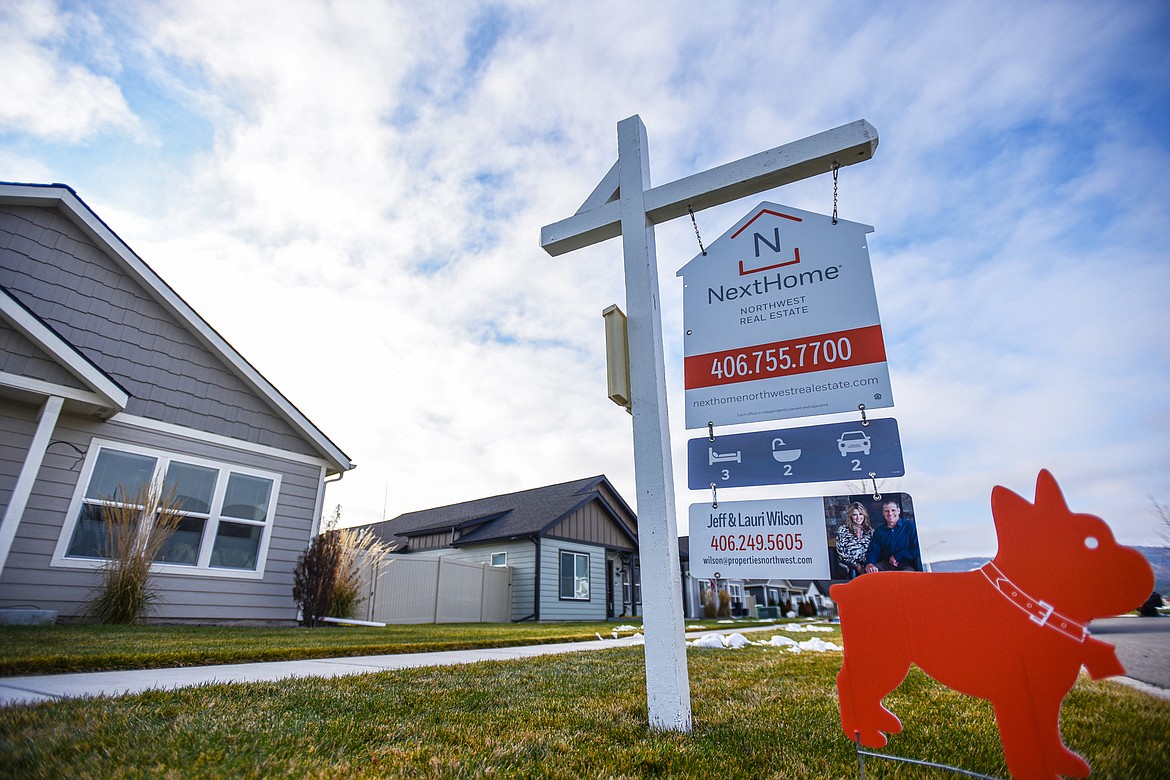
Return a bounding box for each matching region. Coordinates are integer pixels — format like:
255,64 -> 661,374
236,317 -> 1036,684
365,475 -> 636,548
0,284 -> 129,418
0,182 -> 352,475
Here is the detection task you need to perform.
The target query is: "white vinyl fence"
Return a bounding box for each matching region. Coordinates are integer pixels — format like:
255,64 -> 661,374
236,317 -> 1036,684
361,555 -> 513,624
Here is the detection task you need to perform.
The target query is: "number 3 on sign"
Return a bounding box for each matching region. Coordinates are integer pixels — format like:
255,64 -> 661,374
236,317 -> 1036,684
721,469 -> 730,481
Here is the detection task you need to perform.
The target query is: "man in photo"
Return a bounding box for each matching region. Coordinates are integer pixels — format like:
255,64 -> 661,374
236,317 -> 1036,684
865,498 -> 920,572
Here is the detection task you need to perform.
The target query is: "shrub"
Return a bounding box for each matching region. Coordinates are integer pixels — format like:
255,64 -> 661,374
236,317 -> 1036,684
85,483 -> 183,624
292,528 -> 343,627
717,590 -> 732,618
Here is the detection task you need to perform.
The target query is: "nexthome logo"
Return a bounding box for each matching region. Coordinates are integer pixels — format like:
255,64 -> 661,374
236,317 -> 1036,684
730,208 -> 803,276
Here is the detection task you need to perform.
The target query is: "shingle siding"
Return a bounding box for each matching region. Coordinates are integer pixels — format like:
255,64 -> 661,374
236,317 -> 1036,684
0,189 -> 348,623
1,320 -> 90,389
0,206 -> 314,458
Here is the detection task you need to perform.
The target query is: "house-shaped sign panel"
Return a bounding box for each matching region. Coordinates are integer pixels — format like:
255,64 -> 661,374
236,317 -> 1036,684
676,202 -> 893,429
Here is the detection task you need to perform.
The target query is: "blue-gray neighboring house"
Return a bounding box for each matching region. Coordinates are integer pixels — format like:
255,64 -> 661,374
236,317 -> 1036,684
358,476 -> 640,622
0,182 -> 354,623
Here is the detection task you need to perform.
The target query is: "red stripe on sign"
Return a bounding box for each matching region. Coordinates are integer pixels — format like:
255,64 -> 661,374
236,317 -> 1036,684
684,325 -> 887,390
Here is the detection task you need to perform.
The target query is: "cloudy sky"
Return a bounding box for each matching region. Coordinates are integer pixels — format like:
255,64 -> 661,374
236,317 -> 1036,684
4,0 -> 1168,560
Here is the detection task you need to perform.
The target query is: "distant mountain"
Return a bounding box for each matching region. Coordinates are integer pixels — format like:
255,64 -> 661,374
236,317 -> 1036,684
1135,546 -> 1170,595
930,547 -> 1170,595
928,557 -> 989,573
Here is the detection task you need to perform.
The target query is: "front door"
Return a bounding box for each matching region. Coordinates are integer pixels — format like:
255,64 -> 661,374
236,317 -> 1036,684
606,559 -> 615,618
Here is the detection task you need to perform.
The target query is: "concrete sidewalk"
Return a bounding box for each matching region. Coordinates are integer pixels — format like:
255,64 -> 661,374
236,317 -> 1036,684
0,625 -> 786,707
8,622 -> 1162,708
0,636 -> 645,707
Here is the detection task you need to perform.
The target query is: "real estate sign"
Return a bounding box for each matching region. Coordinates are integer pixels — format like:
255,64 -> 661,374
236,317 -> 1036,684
688,418 -> 904,489
687,492 -> 917,580
676,202 -> 893,429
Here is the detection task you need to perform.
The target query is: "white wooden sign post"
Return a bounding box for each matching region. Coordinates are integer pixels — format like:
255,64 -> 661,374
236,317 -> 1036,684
541,116 -> 878,732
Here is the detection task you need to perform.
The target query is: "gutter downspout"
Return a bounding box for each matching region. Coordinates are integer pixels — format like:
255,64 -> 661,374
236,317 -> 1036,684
532,535 -> 541,621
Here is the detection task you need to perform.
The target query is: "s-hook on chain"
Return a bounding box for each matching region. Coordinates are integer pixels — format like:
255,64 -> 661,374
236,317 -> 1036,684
688,205 -> 707,256
831,161 -> 840,224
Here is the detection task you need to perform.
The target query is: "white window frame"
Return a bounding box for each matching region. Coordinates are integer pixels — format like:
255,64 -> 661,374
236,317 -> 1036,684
490,551 -> 507,567
51,439 -> 281,580
558,550 -> 590,601
728,582 -> 743,605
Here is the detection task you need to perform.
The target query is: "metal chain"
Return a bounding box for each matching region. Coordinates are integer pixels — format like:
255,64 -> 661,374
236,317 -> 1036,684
688,205 -> 707,255
832,162 -> 840,224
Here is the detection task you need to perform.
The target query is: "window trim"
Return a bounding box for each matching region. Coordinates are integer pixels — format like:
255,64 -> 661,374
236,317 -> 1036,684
490,551 -> 507,567
51,439 -> 281,580
558,550 -> 591,601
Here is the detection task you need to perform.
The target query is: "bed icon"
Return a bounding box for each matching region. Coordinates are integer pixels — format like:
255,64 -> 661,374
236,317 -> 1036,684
709,448 -> 742,465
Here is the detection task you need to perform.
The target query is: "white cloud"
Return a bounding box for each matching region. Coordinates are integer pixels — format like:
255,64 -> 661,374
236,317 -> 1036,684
7,0 -> 1169,559
0,0 -> 143,142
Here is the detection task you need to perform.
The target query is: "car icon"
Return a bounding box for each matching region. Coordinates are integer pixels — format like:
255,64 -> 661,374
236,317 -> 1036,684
837,430 -> 871,456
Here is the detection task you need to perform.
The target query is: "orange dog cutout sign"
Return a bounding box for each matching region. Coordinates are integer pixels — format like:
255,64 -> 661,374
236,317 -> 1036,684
832,470 -> 1154,780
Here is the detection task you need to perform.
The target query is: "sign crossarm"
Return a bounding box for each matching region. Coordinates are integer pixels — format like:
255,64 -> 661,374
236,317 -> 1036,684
645,120 -> 877,223
541,119 -> 877,257
576,160 -> 620,215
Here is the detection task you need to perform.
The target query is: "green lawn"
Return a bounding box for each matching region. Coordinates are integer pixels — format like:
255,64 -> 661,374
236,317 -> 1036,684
0,620 -> 662,676
1,642 -> 1167,779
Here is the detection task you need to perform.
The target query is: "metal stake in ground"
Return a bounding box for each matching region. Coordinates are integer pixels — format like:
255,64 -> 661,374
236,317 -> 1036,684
540,115 -> 878,732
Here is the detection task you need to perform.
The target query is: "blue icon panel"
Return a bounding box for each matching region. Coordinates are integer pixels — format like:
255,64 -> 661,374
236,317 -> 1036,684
688,418 -> 904,489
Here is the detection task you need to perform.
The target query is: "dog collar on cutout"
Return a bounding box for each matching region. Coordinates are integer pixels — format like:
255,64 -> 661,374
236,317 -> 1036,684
980,561 -> 1089,643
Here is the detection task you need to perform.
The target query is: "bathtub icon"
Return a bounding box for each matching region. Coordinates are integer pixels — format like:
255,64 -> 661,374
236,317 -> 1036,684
772,438 -> 802,463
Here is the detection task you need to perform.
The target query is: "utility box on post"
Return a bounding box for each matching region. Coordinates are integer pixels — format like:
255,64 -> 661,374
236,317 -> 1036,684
603,304 -> 632,411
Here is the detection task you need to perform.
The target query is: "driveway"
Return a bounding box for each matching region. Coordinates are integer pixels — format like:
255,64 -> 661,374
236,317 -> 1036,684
1090,616 -> 1170,696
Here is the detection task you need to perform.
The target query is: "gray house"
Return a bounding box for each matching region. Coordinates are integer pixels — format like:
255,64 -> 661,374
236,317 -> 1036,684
359,476 -> 640,622
0,182 -> 353,623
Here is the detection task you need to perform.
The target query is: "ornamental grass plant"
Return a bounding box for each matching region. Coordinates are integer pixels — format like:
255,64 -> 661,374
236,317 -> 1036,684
329,525 -> 394,620
84,483 -> 183,625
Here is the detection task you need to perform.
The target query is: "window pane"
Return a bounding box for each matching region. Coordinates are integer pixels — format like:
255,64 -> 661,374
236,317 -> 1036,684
491,552 -> 507,566
85,450 -> 157,503
65,504 -> 109,558
559,552 -> 574,598
155,516 -> 206,565
210,522 -> 261,570
221,474 -> 273,522
559,552 -> 588,600
163,462 -> 217,514
575,555 -> 590,600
